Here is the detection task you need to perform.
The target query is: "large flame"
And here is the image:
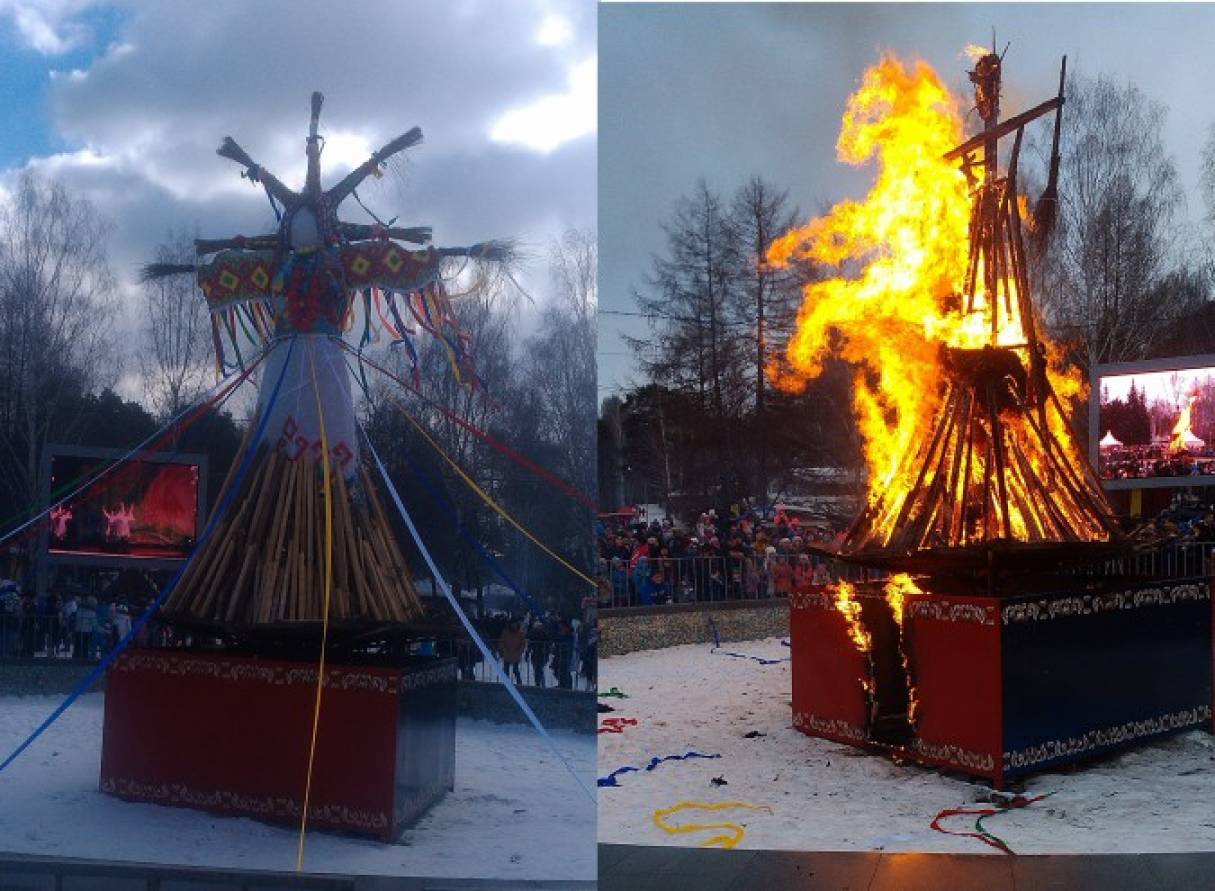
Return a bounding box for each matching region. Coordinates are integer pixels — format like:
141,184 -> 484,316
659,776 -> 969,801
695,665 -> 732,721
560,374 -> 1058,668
768,53 -> 1095,546
1169,390 -> 1202,453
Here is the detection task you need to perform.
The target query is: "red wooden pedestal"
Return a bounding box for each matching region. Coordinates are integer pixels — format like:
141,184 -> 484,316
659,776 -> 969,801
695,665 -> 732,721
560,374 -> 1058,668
791,581 -> 1213,787
100,649 -> 456,840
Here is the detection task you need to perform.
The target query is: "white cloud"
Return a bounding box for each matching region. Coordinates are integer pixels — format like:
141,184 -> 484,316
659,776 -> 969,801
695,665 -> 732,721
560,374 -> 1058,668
536,14 -> 572,47
2,0 -> 596,327
1,0 -> 96,55
490,55 -> 596,153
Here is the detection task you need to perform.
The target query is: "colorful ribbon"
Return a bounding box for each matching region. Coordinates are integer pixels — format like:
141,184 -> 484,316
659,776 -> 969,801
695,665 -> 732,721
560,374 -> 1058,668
393,403 -> 596,588
598,752 -> 721,788
598,718 -> 638,735
653,800 -> 774,849
930,792 -> 1053,854
332,350 -> 552,620
296,346 -> 337,872
340,342 -> 597,513
712,649 -> 790,666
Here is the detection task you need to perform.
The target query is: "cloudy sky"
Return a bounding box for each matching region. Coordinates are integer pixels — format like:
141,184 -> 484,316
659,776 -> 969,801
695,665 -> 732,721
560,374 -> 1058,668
0,0 -> 595,395
600,3 -> 1215,396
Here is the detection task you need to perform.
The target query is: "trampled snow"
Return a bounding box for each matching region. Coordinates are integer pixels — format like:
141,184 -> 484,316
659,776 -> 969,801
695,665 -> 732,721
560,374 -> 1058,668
598,638 -> 1215,854
0,693 -> 595,880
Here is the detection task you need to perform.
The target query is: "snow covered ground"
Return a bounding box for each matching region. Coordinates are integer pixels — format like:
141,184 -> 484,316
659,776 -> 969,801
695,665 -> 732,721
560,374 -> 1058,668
598,637 -> 1215,854
0,693 -> 595,880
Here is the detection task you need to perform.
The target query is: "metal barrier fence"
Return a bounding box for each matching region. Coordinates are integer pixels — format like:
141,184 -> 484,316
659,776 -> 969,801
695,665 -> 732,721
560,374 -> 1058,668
0,616 -> 595,692
599,553 -> 873,609
599,542 -> 1215,609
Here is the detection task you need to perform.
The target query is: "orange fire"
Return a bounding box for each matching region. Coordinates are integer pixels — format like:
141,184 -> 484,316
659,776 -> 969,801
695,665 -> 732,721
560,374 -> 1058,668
767,53 -> 1101,548
883,572 -> 922,724
833,580 -> 872,652
882,572 -> 921,627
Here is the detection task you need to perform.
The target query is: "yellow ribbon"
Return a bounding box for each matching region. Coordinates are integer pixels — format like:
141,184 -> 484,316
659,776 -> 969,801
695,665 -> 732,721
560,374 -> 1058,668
296,345 -> 336,872
394,401 -> 596,588
652,801 -> 774,849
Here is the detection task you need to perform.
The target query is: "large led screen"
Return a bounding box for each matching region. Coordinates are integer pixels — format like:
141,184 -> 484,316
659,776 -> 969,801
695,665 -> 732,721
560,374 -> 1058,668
47,454 -> 200,560
1094,360 -> 1215,485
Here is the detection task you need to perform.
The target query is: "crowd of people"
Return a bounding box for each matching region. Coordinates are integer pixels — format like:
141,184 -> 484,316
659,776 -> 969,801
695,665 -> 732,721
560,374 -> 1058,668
1099,444 -> 1215,480
453,612 -> 597,691
0,583 -> 157,660
597,506 -> 853,606
0,578 -> 598,692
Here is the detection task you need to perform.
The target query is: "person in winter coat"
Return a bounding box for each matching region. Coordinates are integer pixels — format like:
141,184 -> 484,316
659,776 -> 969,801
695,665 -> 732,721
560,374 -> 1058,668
771,555 -> 794,598
75,597 -> 97,659
498,619 -> 527,685
551,620 -> 574,690
528,621 -> 549,688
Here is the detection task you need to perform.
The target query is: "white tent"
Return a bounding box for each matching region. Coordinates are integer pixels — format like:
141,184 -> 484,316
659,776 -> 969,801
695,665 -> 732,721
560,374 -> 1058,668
1178,429 -> 1205,449
1099,430 -> 1123,449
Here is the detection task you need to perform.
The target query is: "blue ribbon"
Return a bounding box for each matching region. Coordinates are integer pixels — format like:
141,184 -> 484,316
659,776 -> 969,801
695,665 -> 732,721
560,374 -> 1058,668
708,618 -> 789,664
0,336 -> 297,776
598,752 -> 722,788
713,650 -> 790,666
362,429 -> 595,805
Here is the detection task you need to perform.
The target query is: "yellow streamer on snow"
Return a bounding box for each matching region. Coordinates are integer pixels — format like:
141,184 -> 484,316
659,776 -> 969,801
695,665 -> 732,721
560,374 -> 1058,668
652,800 -> 774,849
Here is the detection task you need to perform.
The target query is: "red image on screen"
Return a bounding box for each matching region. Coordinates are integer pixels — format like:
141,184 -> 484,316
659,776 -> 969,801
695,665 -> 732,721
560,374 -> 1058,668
48,456 -> 200,560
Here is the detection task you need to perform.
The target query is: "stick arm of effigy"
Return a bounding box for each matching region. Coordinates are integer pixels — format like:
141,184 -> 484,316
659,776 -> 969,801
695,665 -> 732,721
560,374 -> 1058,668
325,127 -> 424,207
216,137 -> 298,207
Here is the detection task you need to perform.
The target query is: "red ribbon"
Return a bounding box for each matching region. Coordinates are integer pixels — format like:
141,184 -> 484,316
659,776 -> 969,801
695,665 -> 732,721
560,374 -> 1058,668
598,718 -> 639,735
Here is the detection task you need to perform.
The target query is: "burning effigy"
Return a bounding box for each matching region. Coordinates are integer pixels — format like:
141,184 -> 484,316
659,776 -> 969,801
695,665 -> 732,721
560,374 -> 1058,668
776,50 -> 1213,786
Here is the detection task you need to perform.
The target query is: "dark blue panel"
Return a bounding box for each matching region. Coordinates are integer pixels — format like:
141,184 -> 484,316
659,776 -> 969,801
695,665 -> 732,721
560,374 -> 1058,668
394,656 -> 457,834
1001,585 -> 1212,779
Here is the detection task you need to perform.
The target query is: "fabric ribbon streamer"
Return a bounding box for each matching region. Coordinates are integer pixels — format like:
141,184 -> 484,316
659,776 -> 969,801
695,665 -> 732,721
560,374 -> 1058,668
598,718 -> 638,735
930,792 -> 1054,854
331,351 -> 552,620
340,342 -> 597,513
653,800 -> 774,849
712,649 -> 789,666
707,619 -> 788,664
598,752 -> 721,788
598,687 -> 629,699
0,336 -> 296,776
296,347 -> 338,872
391,401 -> 596,588
362,430 -> 595,805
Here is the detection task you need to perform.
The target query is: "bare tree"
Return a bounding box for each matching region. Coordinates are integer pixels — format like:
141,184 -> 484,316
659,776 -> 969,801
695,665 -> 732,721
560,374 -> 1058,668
1031,72 -> 1205,369
0,172 -> 117,511
528,227 -> 597,497
730,177 -> 800,502
140,228 -> 212,421
626,180 -> 754,502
